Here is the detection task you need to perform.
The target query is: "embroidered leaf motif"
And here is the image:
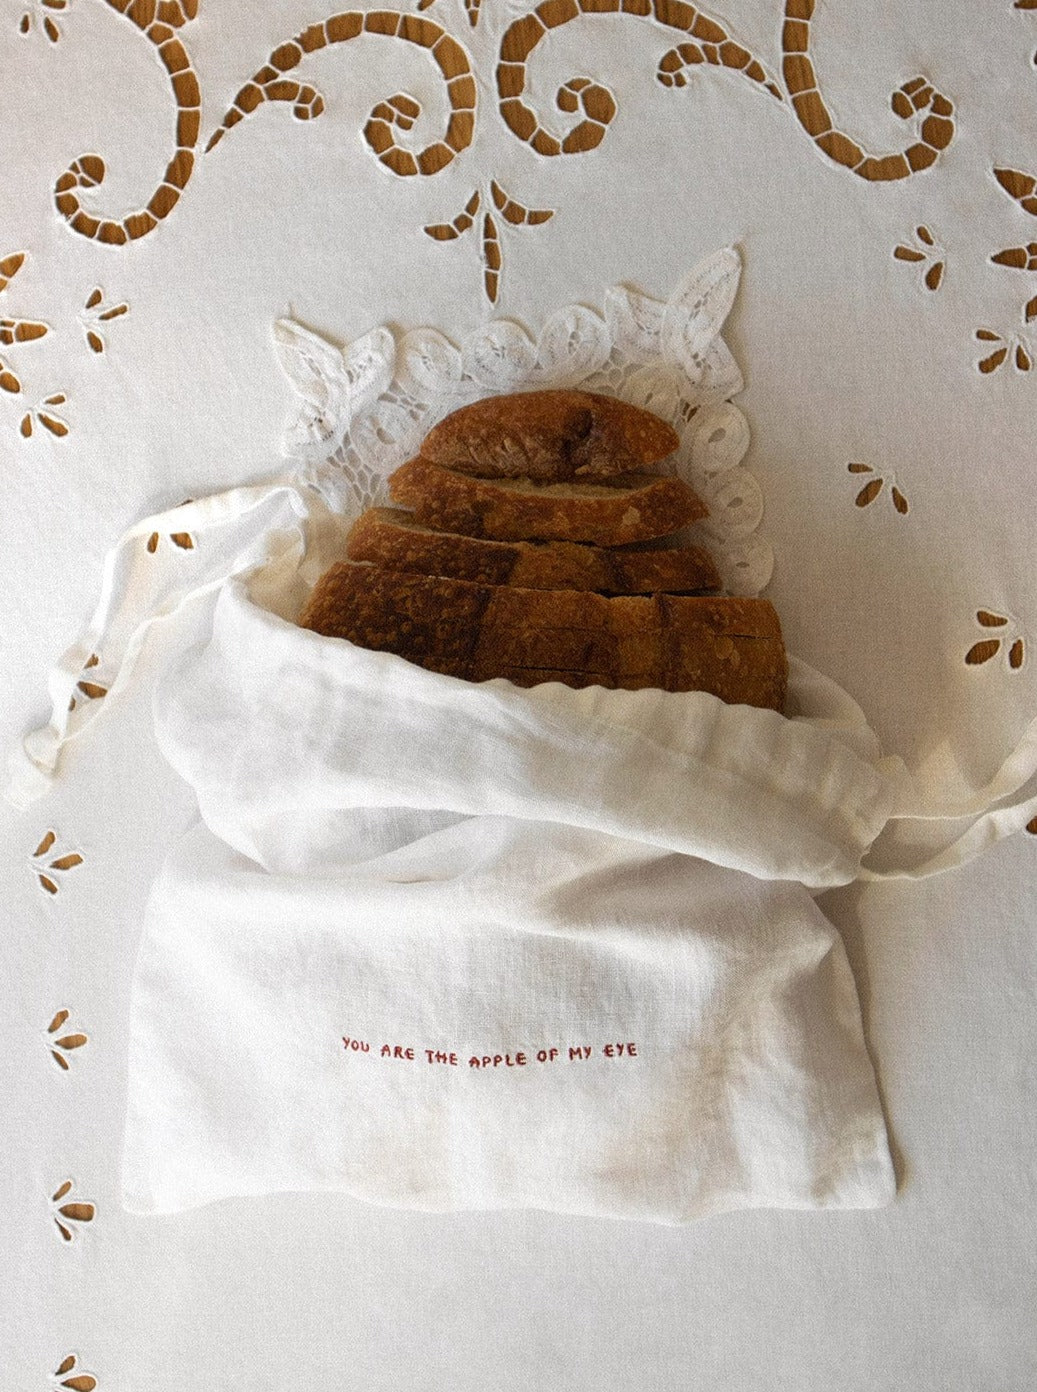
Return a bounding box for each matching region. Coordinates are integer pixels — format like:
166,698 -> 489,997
604,285 -> 667,362
20,392 -> 69,438
51,1179 -> 95,1242
31,831 -> 83,895
0,317 -> 48,344
966,610 -> 1027,670
80,289 -> 128,354
856,478 -> 883,507
47,1009 -> 89,1070
425,182 -> 554,305
52,1354 -> 98,1392
966,639 -> 1001,665
894,226 -> 945,291
0,252 -> 25,291
974,329 -> 1031,375
994,167 -> 1037,216
20,0 -> 68,42
848,463 -> 908,513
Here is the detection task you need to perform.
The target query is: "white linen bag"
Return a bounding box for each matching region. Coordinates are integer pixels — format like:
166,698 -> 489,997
121,556 -> 915,1223
13,483 -> 1037,1224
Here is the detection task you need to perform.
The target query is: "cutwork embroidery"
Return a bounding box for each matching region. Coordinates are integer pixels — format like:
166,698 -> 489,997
893,225 -> 945,292
50,1180 -> 95,1242
275,250 -> 773,593
965,610 -> 1026,670
19,0 -> 68,42
40,1 -> 954,284
79,289 -> 128,354
46,1010 -> 89,1071
991,168 -> 1037,323
51,1354 -> 99,1392
424,181 -> 554,303
847,462 -> 909,515
31,830 -> 84,896
53,0 -> 200,246
975,327 -> 1033,374
0,253 -> 49,395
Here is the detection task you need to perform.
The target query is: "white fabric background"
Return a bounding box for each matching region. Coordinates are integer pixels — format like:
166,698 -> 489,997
3,0 -> 1037,1386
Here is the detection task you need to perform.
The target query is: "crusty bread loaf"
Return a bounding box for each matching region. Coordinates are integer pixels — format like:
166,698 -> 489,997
420,389 -> 679,481
388,458 -> 707,545
346,507 -> 721,595
300,562 -> 787,709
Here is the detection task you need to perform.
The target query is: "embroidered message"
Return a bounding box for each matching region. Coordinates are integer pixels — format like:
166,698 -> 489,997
341,1036 -> 638,1069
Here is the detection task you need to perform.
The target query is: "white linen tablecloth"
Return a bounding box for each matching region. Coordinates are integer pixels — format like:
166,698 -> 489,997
2,0 -> 1036,1386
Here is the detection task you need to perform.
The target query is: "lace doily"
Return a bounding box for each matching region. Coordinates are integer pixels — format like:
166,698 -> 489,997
275,247 -> 773,596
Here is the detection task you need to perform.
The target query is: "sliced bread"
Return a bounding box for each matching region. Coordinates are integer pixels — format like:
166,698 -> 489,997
387,458 -> 707,545
345,507 -> 721,594
420,389 -> 679,480
300,562 -> 786,709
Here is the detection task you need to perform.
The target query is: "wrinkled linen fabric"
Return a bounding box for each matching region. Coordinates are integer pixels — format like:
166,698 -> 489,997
121,571 -> 900,1222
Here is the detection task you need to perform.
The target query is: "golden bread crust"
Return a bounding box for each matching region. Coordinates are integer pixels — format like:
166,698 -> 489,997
300,563 -> 787,709
420,389 -> 679,481
387,458 -> 707,545
346,508 -> 721,594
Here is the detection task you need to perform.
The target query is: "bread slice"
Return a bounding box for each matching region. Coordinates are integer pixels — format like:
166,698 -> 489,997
388,458 -> 707,545
420,389 -> 679,481
345,508 -> 721,595
300,562 -> 786,709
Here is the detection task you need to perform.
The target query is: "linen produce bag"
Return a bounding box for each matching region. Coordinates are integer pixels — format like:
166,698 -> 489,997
13,483 -> 1037,1224
122,537 -> 915,1222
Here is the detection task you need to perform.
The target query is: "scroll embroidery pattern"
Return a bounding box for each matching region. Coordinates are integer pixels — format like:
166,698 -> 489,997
206,11 -> 476,177
36,0 -> 954,285
53,0 -> 201,245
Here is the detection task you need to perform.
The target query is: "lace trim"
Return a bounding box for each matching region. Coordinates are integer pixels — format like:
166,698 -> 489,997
274,247 -> 773,596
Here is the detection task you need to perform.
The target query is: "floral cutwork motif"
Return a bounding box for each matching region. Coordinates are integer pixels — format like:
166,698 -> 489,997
68,653 -> 107,712
965,610 -> 1026,670
79,288 -> 128,354
0,252 -> 49,394
991,169 -> 1037,322
893,225 -> 944,291
19,0 -> 68,43
46,1010 -> 89,1071
20,391 -> 69,437
847,462 -> 908,514
146,499 -> 196,553
50,1180 -> 96,1242
425,181 -> 553,303
52,1355 -> 98,1392
31,830 -> 84,896
975,327 -> 1032,374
